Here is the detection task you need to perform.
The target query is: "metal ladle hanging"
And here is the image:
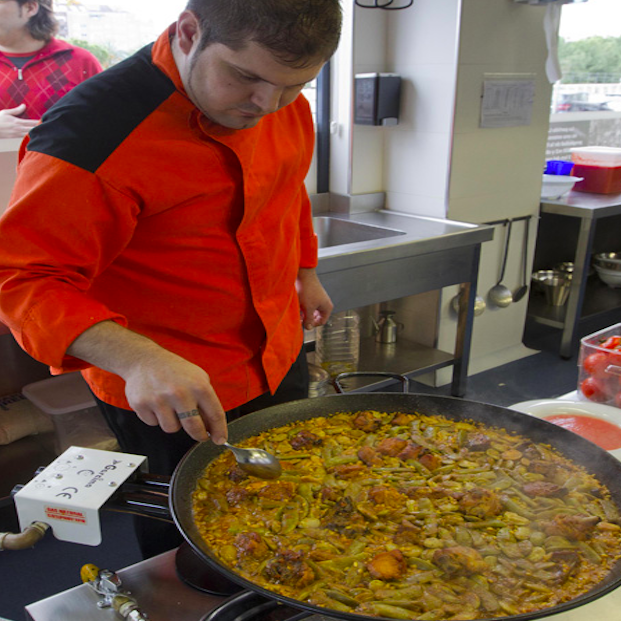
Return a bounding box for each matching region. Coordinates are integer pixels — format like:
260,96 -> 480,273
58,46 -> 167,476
513,217 -> 530,302
488,219 -> 514,308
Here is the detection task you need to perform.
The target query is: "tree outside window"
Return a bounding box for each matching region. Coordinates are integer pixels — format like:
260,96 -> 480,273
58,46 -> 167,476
547,0 -> 621,159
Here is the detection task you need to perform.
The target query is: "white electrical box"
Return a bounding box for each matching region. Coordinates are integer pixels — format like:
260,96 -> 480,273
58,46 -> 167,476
14,446 -> 147,546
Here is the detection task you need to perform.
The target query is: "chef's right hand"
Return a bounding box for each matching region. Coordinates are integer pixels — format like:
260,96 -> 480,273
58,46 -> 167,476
66,321 -> 228,444
123,349 -> 228,444
0,105 -> 39,139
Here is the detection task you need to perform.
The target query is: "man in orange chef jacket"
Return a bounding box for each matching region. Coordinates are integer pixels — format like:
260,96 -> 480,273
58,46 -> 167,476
0,0 -> 341,557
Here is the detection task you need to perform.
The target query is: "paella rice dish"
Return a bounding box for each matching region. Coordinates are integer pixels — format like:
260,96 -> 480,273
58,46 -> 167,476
192,410 -> 621,620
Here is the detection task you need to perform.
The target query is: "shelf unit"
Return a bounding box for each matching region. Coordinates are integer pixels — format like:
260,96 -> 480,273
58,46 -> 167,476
314,211 -> 495,397
529,276 -> 621,328
527,192 -> 621,358
309,333 -> 456,393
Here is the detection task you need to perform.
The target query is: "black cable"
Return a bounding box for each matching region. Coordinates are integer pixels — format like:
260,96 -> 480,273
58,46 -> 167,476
355,0 -> 414,10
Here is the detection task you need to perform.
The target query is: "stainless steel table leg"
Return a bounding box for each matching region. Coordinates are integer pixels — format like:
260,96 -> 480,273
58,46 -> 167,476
451,246 -> 480,397
560,217 -> 596,358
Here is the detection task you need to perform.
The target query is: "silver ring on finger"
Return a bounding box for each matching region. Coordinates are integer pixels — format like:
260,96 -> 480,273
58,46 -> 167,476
177,409 -> 200,420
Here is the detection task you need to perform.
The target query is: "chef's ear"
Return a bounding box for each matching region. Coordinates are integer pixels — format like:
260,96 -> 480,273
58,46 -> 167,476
176,10 -> 201,55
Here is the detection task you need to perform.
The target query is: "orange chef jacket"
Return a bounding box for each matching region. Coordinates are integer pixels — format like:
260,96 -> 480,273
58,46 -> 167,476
0,27 -> 318,411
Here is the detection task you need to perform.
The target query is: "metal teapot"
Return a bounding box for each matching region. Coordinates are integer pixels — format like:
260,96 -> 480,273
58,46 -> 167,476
372,310 -> 404,344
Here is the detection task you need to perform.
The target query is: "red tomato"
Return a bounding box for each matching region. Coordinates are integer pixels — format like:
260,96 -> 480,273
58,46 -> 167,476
601,336 -> 621,350
607,349 -> 621,366
596,336 -> 621,366
580,376 -> 608,402
582,352 -> 611,378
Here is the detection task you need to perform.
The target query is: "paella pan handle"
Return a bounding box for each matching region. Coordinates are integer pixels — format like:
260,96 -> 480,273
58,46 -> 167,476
333,372 -> 410,394
105,471 -> 174,522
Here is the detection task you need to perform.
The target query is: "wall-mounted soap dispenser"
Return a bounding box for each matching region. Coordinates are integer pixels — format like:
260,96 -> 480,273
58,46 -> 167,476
354,73 -> 401,126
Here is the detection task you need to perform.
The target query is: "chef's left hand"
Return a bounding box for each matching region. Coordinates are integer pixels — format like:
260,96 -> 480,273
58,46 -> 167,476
296,267 -> 333,330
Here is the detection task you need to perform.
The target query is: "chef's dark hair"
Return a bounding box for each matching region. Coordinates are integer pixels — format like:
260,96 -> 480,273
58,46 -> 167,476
15,0 -> 59,41
184,0 -> 342,67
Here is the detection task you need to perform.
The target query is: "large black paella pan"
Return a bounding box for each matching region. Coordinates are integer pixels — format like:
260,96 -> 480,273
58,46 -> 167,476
168,392 -> 621,621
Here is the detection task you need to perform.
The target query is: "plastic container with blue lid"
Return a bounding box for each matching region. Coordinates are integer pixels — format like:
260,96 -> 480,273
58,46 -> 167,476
544,160 -> 574,176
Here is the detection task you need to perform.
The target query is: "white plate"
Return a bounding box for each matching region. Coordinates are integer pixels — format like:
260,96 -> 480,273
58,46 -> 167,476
509,398 -> 621,461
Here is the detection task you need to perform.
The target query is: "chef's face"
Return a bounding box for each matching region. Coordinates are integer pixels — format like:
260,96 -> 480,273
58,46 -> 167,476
174,11 -> 324,130
0,0 -> 37,49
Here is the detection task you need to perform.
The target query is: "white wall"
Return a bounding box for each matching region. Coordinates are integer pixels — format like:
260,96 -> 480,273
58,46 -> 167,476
332,0 -> 556,381
382,0 -> 461,218
349,7 -> 388,196
440,0 -> 554,377
331,0 -> 461,218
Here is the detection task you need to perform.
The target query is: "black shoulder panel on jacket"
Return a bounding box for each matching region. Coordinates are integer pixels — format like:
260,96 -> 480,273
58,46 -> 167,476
27,44 -> 176,173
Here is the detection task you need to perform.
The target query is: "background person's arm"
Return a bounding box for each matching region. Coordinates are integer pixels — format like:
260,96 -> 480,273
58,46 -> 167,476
67,320 -> 228,444
0,105 -> 38,139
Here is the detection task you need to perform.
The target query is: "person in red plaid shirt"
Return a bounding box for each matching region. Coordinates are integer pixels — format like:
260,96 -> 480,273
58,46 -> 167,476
0,0 -> 101,138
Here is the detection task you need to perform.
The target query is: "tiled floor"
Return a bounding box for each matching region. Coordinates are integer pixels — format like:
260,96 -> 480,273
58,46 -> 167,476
0,323 -> 598,621
433,327 -> 580,406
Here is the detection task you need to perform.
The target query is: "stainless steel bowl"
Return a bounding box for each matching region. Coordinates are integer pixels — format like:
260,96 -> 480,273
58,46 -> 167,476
594,252 -> 621,272
540,275 -> 571,306
555,261 -> 574,275
531,269 -> 564,293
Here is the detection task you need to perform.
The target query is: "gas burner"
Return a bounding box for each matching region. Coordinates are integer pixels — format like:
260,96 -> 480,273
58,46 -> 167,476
201,590 -> 339,621
175,542 -> 244,596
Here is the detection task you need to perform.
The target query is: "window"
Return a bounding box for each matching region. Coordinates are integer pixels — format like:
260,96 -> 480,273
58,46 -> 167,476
55,0 -> 185,66
546,0 -> 621,159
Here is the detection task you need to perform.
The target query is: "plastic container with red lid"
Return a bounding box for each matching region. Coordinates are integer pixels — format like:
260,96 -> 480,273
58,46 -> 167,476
570,146 -> 621,167
571,164 -> 621,194
570,147 -> 621,194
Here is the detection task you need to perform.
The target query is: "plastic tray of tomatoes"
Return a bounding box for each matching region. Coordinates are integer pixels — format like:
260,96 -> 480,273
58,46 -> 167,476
578,323 -> 621,407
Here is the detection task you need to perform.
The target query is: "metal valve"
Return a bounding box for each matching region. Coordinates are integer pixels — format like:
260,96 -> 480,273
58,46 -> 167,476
81,564 -> 149,620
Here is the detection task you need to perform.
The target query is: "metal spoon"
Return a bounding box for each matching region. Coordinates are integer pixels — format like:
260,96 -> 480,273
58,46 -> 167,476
223,441 -> 282,479
513,217 -> 530,302
488,219 -> 514,308
450,292 -> 487,316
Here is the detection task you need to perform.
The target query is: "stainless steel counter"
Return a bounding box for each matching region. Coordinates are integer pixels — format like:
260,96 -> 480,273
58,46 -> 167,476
317,210 -> 493,271
25,550 -> 226,621
540,191 -> 621,219
316,209 -> 492,313
315,210 -> 493,397
529,192 -> 621,357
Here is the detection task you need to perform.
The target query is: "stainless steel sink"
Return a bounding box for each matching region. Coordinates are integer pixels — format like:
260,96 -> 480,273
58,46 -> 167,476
313,216 -> 406,248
